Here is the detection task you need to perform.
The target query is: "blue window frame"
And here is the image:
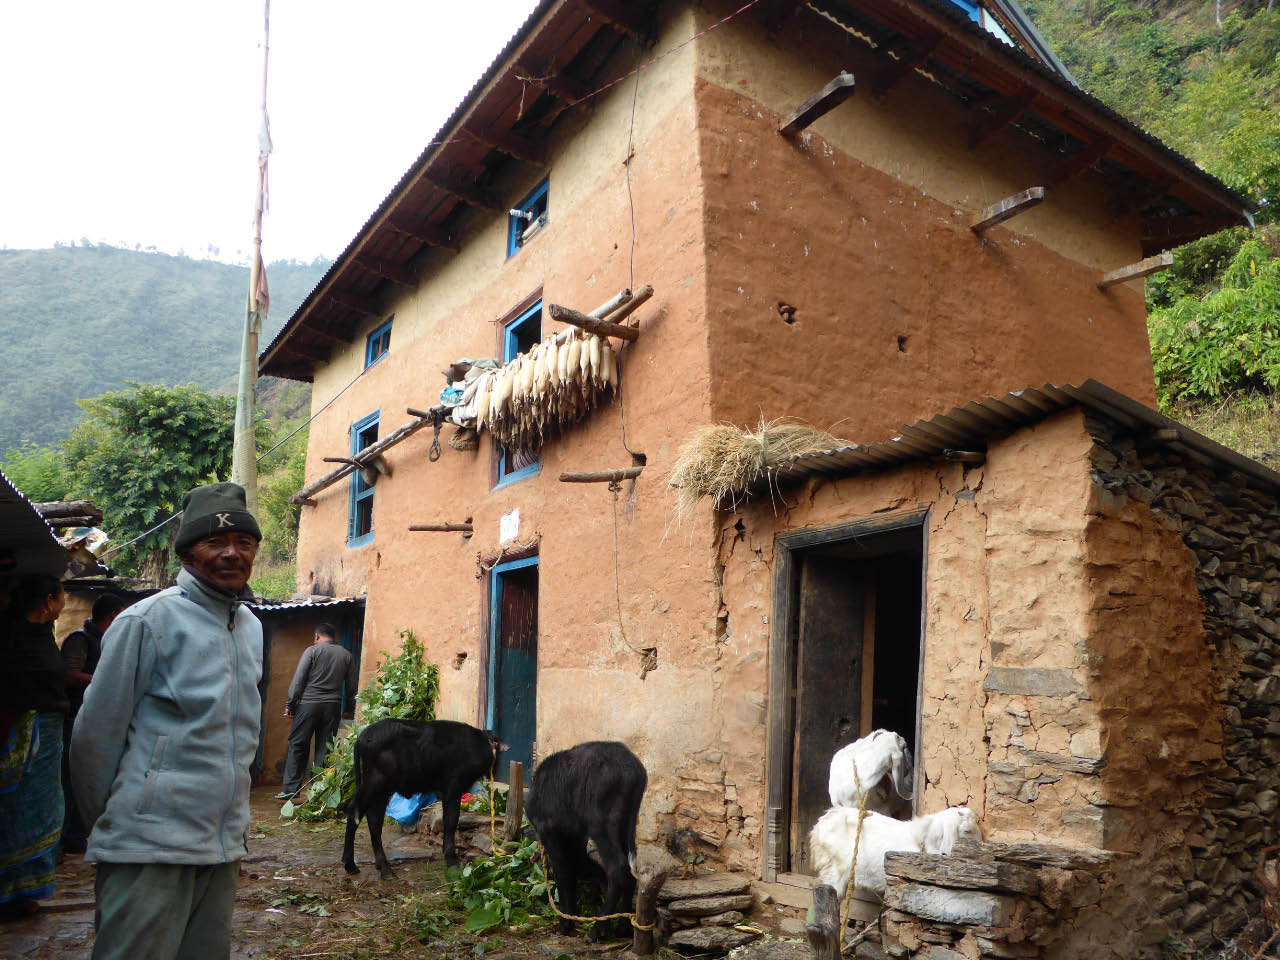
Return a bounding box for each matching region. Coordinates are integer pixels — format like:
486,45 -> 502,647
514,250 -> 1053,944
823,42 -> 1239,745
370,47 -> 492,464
507,178 -> 549,257
347,410 -> 379,547
944,0 -> 981,23
496,302 -> 542,486
365,318 -> 392,368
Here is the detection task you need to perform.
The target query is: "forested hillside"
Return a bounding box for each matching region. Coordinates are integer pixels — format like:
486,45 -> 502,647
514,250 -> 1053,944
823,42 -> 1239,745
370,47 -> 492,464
0,244 -> 327,448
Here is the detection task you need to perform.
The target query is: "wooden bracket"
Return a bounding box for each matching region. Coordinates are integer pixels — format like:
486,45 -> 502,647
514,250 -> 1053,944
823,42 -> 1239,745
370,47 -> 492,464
969,91 -> 1034,149
778,71 -> 856,137
355,256 -> 416,288
971,187 -> 1044,234
1097,252 -> 1173,289
1048,137 -> 1112,188
559,467 -> 644,483
279,341 -> 330,363
1111,176 -> 1176,219
546,303 -> 639,341
409,522 -> 474,533
297,322 -> 348,345
580,0 -> 650,40
517,62 -> 591,103
463,124 -> 546,166
425,172 -> 503,210
872,34 -> 940,99
387,216 -> 459,251
942,449 -> 985,464
327,289 -> 381,316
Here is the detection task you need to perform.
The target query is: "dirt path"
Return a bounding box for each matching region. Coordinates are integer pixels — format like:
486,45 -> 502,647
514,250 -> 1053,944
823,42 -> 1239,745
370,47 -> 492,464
0,788 -> 642,960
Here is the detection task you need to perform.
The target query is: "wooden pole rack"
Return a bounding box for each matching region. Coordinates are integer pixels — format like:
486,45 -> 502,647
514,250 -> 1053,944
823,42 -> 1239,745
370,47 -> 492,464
1097,251 -> 1174,289
559,467 -> 644,483
408,522 -> 474,533
545,284 -> 653,343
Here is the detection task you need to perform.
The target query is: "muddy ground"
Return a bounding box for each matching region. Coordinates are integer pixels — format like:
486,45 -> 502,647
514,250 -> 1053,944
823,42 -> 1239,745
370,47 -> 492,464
0,787 -> 661,960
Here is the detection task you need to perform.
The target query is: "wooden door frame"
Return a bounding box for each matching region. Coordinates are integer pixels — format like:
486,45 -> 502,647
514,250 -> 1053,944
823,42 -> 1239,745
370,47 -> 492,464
486,555 -> 540,772
762,507 -> 930,883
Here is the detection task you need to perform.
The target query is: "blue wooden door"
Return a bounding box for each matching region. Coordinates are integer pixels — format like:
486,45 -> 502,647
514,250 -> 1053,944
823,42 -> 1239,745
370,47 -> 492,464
488,557 -> 538,780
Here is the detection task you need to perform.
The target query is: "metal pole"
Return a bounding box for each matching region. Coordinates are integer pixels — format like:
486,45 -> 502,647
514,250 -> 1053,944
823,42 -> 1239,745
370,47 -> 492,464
231,0 -> 271,516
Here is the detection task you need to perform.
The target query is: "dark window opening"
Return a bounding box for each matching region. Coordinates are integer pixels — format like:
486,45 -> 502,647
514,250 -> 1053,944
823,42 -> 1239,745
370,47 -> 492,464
497,301 -> 542,484
365,318 -> 392,368
508,178 -> 549,257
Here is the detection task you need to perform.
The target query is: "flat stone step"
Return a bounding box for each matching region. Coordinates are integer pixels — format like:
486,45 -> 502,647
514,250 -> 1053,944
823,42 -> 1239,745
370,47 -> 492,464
668,893 -> 755,916
659,872 -> 751,901
668,926 -> 759,952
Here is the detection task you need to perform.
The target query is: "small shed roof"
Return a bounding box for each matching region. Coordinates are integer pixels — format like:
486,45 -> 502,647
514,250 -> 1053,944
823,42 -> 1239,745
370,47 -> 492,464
247,596 -> 364,618
0,468 -> 69,579
758,380 -> 1280,496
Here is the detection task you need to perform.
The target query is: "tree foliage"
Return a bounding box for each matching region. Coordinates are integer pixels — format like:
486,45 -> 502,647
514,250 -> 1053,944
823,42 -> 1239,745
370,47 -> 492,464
61,382 -> 269,580
0,443 -> 71,502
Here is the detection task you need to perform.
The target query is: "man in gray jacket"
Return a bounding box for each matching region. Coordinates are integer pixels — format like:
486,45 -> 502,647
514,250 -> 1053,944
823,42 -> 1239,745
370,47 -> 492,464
72,483 -> 263,960
279,621 -> 357,799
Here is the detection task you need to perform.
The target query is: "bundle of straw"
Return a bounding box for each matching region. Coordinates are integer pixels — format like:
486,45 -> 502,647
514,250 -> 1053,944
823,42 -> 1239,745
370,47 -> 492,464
667,418 -> 845,520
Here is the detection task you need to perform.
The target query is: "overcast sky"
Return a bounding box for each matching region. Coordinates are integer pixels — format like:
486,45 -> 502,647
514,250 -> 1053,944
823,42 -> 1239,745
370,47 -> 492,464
0,1 -> 536,264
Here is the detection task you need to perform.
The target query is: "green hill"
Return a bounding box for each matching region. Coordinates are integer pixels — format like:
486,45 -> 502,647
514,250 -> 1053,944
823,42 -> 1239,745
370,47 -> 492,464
0,244 -> 327,450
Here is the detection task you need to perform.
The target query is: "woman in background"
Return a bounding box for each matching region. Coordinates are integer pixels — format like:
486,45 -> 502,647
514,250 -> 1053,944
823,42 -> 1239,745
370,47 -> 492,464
0,574 -> 68,919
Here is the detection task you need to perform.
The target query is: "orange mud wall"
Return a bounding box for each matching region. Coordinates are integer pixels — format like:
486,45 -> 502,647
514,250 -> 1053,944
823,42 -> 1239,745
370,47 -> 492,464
293,6 -> 725,844
692,2 -> 1157,437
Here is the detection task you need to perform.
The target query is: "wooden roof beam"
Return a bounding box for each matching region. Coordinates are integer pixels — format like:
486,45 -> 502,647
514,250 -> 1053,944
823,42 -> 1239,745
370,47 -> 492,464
279,341 -> 330,362
1098,252 -> 1173,289
327,290 -> 382,315
1047,137 -> 1113,188
971,186 -> 1044,233
424,172 -> 503,210
355,256 -> 416,288
779,71 -> 856,138
464,123 -> 547,165
872,33 -> 941,99
297,322 -> 348,345
387,216 -> 459,251
517,61 -> 592,103
580,0 -> 650,41
1111,176 -> 1176,219
969,91 -> 1034,149
763,0 -> 802,36
1142,214 -> 1236,246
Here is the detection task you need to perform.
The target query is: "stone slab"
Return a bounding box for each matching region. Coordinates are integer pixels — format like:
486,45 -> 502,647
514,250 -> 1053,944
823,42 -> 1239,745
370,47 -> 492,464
668,925 -> 759,951
983,667 -> 1081,698
727,940 -> 811,960
668,893 -> 755,916
659,872 -> 751,900
884,881 -> 1016,926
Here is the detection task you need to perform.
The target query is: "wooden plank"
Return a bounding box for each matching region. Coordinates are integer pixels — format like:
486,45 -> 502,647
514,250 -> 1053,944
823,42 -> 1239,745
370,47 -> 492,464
327,290 -> 381,315
503,762 -> 524,842
778,71 -> 856,137
970,186 -> 1045,234
1097,252 -> 1174,289
546,302 -> 640,341
354,256 -> 416,288
872,35 -> 940,99
559,467 -> 644,483
969,91 -> 1034,149
883,852 -> 1040,896
425,172 -> 503,210
409,523 -> 474,532
806,884 -> 841,960
464,124 -> 546,166
1047,137 -> 1113,187
33,500 -> 102,520
292,416 -> 431,504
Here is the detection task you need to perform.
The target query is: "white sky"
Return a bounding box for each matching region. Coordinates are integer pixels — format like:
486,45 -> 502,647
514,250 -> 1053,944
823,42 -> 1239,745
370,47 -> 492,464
0,1 -> 537,264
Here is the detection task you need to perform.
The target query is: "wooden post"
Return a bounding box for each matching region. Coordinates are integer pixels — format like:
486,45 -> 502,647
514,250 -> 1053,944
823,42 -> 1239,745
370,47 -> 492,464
779,71 -> 856,137
631,863 -> 672,956
408,523 -> 474,533
807,884 -> 841,960
559,468 -> 644,483
1097,251 -> 1174,289
546,303 -> 640,341
503,762 -> 524,843
971,186 -> 1044,233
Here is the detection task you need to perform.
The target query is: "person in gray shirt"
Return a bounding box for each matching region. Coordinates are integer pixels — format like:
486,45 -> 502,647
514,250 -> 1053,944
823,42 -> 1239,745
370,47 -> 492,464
279,623 -> 356,799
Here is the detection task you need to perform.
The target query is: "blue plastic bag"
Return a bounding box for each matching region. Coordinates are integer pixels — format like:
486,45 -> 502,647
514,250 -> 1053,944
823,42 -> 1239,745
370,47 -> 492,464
385,791 -> 437,825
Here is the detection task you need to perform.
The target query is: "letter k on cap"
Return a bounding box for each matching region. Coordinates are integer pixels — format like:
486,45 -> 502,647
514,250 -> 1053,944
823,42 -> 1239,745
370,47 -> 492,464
215,512 -> 233,527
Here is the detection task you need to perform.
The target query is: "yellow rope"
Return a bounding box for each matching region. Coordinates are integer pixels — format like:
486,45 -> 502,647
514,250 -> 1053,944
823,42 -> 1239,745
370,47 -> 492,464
838,766 -> 871,945
535,845 -> 657,931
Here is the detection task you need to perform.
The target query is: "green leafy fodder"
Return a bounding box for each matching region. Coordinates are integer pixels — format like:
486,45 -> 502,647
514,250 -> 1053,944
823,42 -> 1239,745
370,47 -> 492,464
284,629 -> 440,822
444,836 -> 556,934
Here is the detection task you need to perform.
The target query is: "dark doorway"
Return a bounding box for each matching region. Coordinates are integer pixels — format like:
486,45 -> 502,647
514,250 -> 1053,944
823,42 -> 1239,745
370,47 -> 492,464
488,557 -> 538,780
766,513 -> 926,881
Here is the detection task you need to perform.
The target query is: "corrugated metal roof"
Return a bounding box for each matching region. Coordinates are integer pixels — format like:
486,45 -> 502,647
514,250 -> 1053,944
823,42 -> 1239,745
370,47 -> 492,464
248,596 -> 364,615
756,380 -> 1280,496
0,468 -> 68,579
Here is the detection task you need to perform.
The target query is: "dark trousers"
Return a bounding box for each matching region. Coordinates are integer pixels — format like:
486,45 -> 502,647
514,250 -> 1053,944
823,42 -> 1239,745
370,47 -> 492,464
282,701 -> 341,794
92,861 -> 237,960
62,709 -> 88,852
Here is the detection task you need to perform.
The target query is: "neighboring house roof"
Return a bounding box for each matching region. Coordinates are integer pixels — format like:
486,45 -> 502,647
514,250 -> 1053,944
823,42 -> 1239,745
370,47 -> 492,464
248,596 -> 364,617
260,0 -> 1252,383
0,468 -> 69,579
753,380 -> 1280,496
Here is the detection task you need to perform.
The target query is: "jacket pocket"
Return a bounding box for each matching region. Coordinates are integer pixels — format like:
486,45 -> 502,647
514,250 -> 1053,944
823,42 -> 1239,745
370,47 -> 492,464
138,735 -> 169,815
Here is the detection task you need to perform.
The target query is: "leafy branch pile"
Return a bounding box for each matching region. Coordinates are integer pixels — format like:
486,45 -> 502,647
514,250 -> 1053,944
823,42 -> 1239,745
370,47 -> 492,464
444,836 -> 556,934
283,630 -> 440,822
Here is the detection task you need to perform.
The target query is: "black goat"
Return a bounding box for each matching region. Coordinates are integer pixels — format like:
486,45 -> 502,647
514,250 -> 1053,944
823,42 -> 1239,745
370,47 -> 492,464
342,718 -> 504,878
525,741 -> 647,939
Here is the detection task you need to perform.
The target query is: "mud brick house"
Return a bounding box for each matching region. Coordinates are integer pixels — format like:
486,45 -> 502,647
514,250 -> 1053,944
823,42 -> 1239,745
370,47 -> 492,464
259,0 -> 1263,955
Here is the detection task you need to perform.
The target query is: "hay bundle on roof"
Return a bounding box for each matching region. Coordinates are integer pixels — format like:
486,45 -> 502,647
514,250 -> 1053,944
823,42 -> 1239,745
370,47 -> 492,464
668,418 -> 845,519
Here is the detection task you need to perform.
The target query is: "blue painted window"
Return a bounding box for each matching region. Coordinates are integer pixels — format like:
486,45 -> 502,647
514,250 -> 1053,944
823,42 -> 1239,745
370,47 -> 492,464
496,302 -> 542,486
347,410 -> 379,547
507,178 -> 549,257
365,318 -> 392,368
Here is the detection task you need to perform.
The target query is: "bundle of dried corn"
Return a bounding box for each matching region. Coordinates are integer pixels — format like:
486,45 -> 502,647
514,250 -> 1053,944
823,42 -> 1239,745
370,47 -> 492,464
668,418 -> 845,520
475,329 -> 617,453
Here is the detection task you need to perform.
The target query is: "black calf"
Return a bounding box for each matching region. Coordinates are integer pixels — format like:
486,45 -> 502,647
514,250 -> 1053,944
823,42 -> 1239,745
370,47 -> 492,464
342,719 -> 503,878
525,741 -> 647,939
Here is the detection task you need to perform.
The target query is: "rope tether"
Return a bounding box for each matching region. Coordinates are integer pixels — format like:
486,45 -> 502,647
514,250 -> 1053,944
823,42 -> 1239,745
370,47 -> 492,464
837,766 -> 871,945
535,845 -> 656,931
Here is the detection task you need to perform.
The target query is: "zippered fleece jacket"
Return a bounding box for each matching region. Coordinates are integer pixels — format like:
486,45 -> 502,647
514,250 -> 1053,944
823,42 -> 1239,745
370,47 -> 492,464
71,568 -> 263,864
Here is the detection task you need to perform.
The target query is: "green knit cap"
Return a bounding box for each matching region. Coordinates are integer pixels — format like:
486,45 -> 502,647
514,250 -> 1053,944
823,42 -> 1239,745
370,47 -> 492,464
174,482 -> 262,554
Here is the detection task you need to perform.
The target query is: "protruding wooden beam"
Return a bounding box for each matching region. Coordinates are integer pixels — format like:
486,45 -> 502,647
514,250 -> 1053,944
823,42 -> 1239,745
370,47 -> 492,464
424,172 -> 503,210
34,500 -> 102,521
387,216 -> 459,251
598,284 -> 653,325
969,91 -> 1034,149
559,467 -> 645,483
463,124 -> 546,166
517,62 -> 591,104
409,522 -> 474,533
298,322 -> 348,345
1048,137 -> 1112,187
872,34 -> 940,99
1097,251 -> 1174,289
279,341 -> 330,363
581,0 -> 650,40
355,256 -> 416,288
971,187 -> 1045,233
293,417 -> 431,504
546,302 -> 640,341
779,71 -> 856,137
327,290 -> 381,316
1111,176 -> 1176,219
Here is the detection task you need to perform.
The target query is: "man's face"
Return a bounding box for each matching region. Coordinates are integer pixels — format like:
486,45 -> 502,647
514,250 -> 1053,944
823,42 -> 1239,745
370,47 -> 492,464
185,533 -> 259,593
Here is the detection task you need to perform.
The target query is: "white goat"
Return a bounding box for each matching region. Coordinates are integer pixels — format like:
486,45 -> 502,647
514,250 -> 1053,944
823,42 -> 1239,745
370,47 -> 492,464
809,806 -> 983,898
828,729 -> 913,816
